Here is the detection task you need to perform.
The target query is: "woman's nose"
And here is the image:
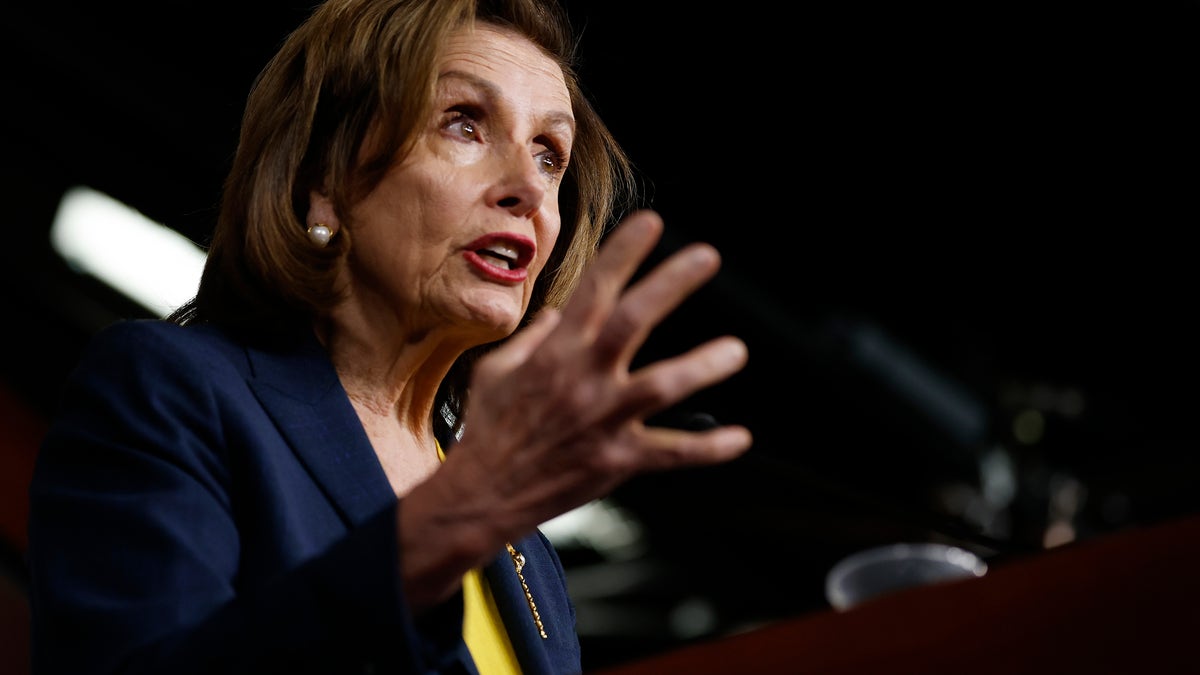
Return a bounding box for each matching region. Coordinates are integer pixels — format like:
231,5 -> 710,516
487,147 -> 547,217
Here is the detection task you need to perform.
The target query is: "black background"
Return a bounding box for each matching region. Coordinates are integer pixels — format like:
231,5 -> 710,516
4,1 -> 1198,670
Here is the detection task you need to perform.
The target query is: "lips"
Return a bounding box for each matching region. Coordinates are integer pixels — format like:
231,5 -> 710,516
462,232 -> 536,283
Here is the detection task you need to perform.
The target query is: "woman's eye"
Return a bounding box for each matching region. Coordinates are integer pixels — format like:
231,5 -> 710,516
537,148 -> 567,176
445,112 -> 479,140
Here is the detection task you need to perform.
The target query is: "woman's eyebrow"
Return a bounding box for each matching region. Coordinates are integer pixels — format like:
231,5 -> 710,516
437,69 -> 575,137
437,69 -> 497,94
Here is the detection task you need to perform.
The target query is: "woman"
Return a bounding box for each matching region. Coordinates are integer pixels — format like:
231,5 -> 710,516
26,0 -> 752,673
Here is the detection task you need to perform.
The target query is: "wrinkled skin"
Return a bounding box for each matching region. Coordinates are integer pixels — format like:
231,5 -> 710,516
309,24 -> 752,609
401,210 -> 751,608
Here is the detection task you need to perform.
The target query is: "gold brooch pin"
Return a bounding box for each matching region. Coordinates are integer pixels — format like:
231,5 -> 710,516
506,542 -> 548,639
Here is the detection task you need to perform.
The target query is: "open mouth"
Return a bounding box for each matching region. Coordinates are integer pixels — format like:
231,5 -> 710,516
476,243 -> 521,270
466,232 -> 535,271
462,232 -> 536,283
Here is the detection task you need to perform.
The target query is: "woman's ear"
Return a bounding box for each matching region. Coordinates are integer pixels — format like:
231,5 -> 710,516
305,189 -> 339,247
306,189 -> 339,235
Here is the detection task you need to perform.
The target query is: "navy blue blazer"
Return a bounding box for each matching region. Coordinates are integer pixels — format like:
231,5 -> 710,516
27,319 -> 582,675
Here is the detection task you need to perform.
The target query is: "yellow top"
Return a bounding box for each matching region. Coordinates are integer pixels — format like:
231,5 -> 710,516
436,440 -> 523,674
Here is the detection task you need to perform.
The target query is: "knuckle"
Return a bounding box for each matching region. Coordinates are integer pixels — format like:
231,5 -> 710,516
633,377 -> 675,410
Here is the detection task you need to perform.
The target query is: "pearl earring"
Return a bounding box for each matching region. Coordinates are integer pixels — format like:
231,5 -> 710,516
307,223 -> 332,247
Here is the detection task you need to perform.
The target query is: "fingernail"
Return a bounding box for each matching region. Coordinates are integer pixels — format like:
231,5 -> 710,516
723,338 -> 748,366
688,244 -> 719,267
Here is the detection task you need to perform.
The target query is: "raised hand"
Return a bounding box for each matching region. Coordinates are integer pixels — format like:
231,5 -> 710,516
400,209 -> 751,607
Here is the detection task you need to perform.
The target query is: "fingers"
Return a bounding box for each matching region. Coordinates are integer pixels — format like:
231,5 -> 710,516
481,307 -> 561,373
470,209 -> 751,485
553,209 -> 724,369
594,241 -> 721,366
637,422 -> 754,472
529,208 -> 745,420
638,336 -> 748,404
608,335 -> 749,425
555,210 -> 664,341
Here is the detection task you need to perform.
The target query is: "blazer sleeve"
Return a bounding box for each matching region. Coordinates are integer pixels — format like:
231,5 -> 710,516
26,322 -> 458,675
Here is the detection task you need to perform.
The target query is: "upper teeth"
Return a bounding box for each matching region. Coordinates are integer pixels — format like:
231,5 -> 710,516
484,244 -> 518,264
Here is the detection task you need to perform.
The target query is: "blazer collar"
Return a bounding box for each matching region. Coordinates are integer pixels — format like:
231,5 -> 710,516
244,330 -> 396,526
484,534 -> 575,675
239,331 -> 575,672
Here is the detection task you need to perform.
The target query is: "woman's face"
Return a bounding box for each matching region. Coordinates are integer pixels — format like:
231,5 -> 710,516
334,24 -> 573,346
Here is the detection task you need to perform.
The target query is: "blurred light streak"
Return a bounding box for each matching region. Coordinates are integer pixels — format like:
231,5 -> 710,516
50,186 -> 205,318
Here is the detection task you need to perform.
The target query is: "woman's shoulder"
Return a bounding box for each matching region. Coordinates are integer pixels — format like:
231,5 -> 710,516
78,319 -> 250,382
90,318 -> 230,349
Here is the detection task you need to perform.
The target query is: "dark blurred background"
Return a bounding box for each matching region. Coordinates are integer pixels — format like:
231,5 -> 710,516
3,1 -> 1198,672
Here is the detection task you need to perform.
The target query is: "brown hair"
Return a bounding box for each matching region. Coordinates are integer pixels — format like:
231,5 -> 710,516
169,0 -> 636,433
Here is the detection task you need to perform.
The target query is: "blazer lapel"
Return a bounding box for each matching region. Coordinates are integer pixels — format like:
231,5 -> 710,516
484,533 -> 576,675
245,332 -> 396,527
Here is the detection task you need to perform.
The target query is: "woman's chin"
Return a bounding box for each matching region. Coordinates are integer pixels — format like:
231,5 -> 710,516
461,300 -> 524,340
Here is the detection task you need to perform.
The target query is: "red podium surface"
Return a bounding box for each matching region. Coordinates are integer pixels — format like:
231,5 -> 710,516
592,513 -> 1200,674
